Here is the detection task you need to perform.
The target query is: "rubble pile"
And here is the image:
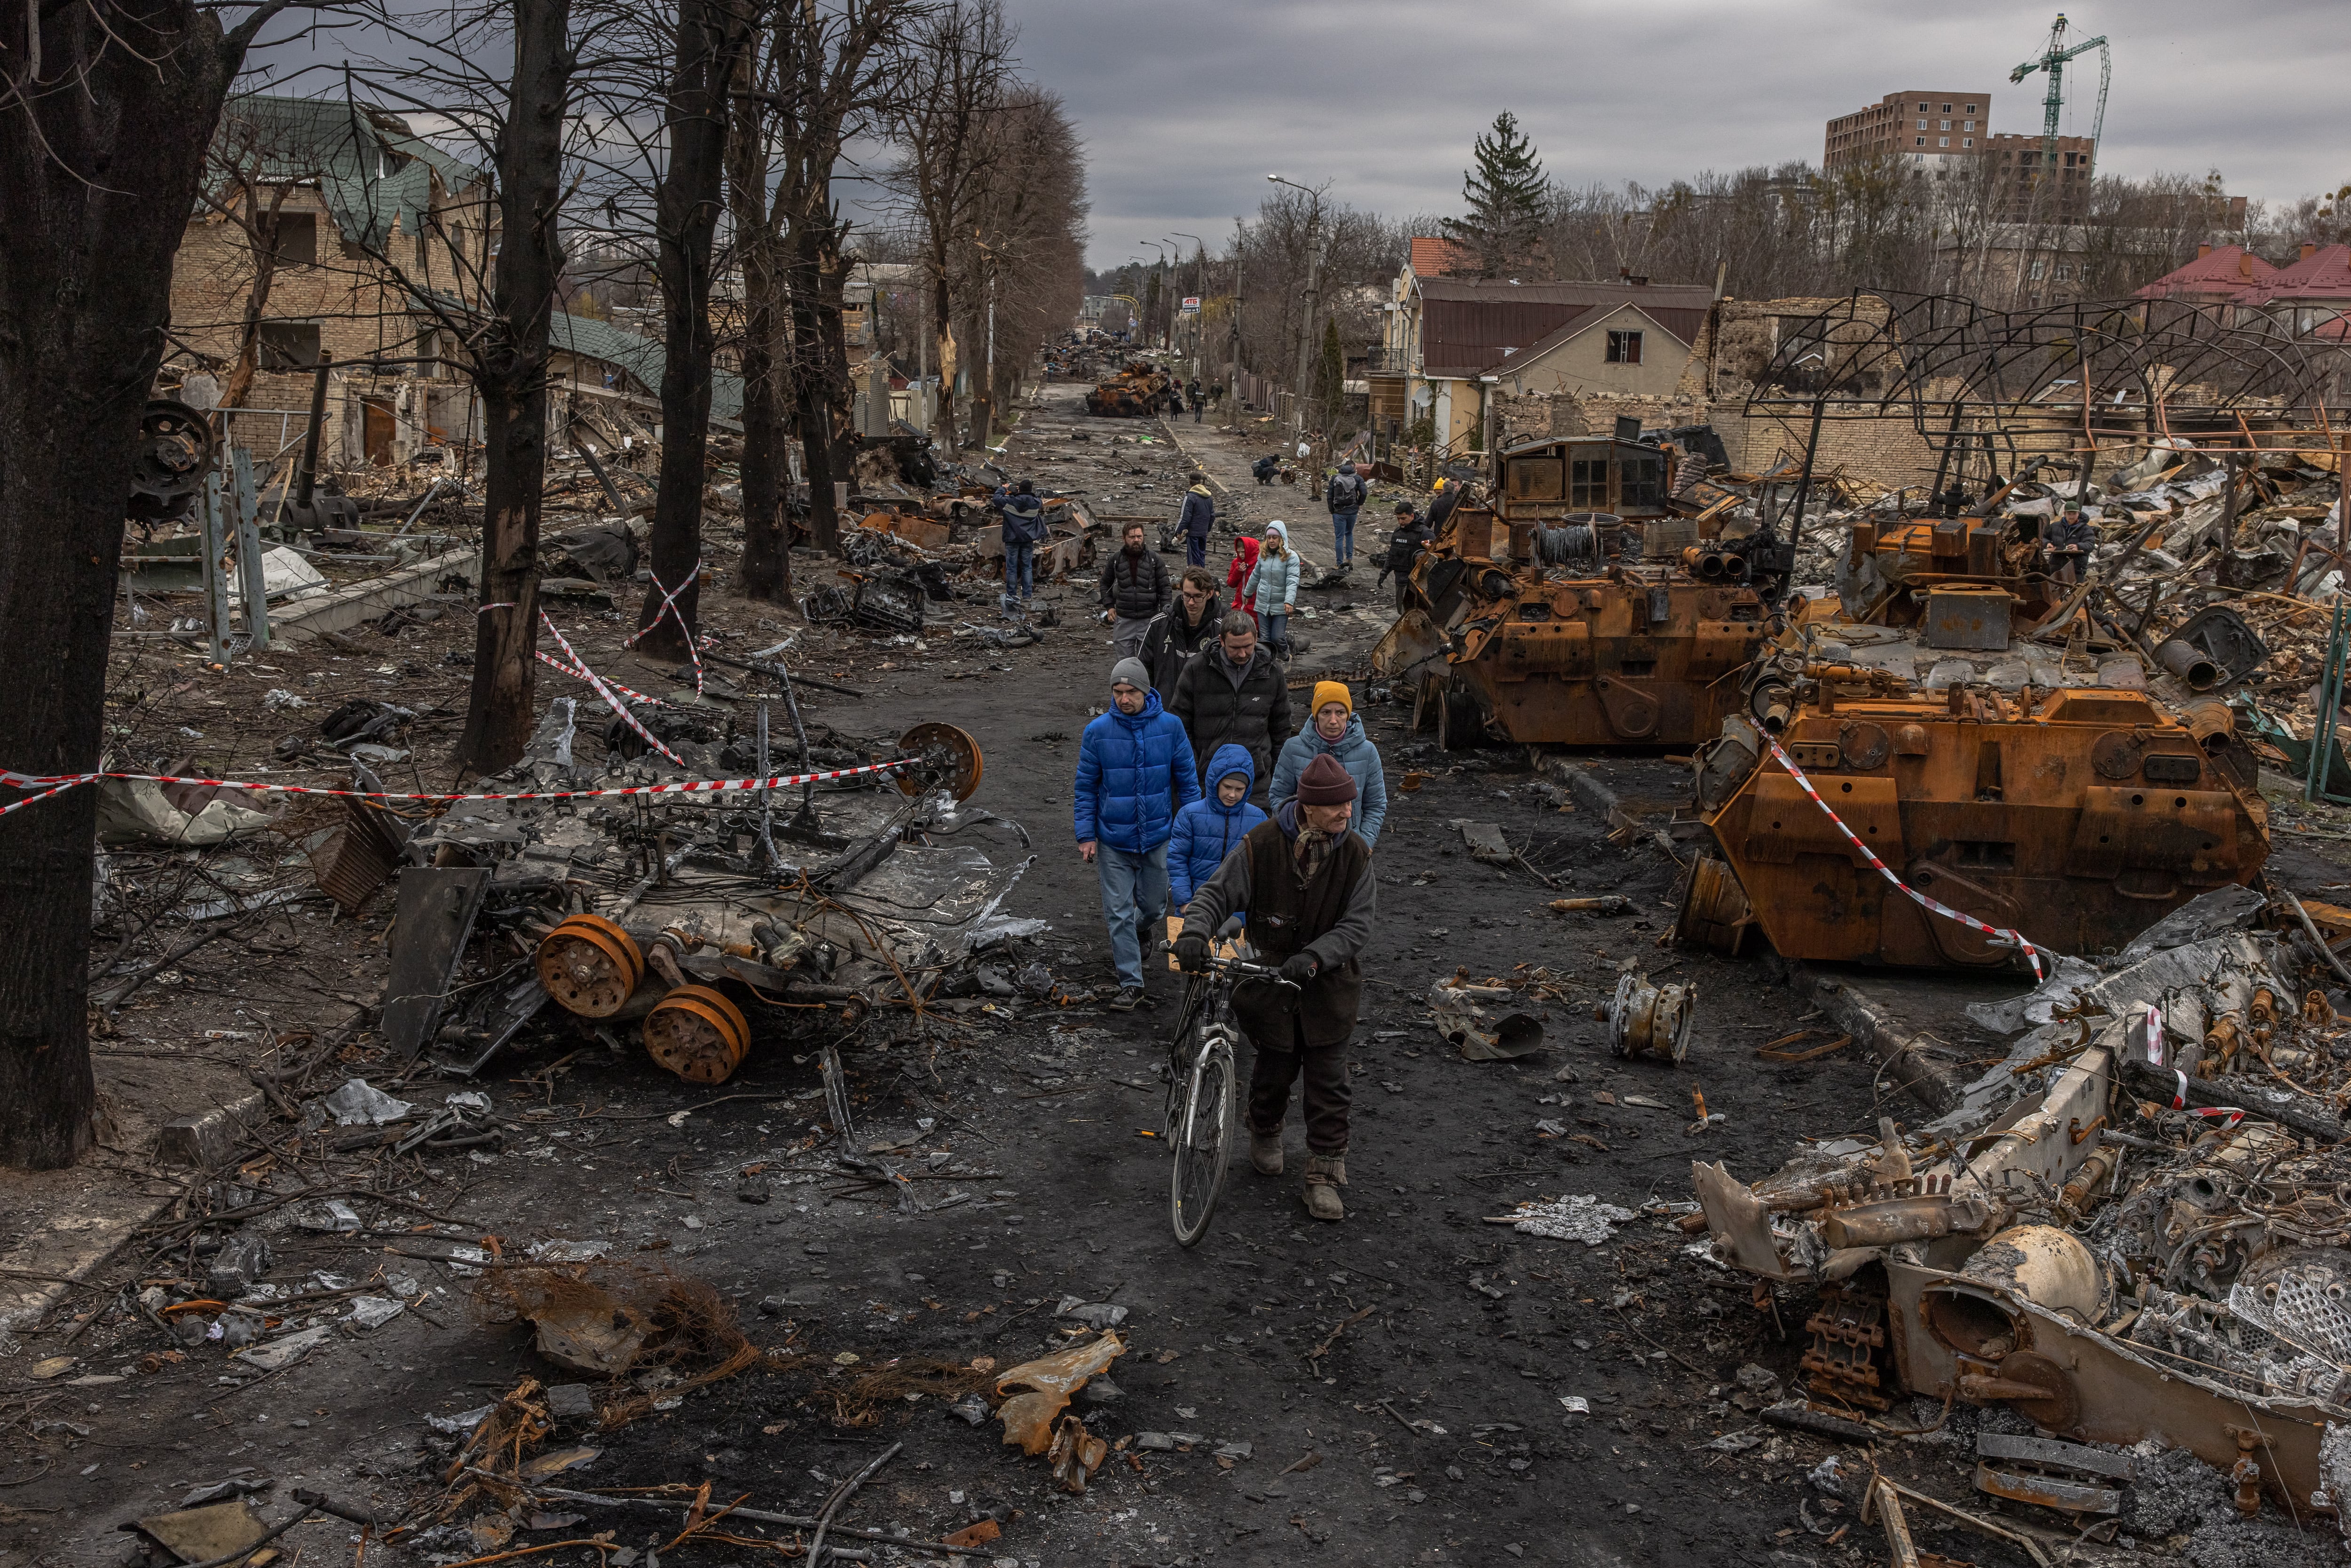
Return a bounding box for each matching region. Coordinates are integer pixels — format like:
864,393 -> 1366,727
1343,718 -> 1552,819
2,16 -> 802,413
1689,885 -> 2351,1543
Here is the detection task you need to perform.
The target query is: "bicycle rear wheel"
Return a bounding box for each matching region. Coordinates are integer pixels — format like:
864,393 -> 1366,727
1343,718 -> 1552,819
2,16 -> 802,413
1169,1035 -> 1234,1247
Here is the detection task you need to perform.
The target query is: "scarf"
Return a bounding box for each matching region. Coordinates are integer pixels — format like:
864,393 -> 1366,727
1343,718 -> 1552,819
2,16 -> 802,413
1294,824 -> 1335,885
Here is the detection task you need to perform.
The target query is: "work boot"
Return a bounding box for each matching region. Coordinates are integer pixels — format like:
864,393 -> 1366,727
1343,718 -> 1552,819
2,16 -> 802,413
1249,1126 -> 1284,1176
1302,1153 -> 1347,1222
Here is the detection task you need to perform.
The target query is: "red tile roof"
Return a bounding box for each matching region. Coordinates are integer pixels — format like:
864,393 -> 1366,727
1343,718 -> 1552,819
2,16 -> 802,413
2134,244 -> 2278,302
2245,244 -> 2351,305
1409,236 -> 1475,278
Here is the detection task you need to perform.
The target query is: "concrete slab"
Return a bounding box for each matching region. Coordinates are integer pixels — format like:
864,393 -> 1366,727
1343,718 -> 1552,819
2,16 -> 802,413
272,546 -> 479,643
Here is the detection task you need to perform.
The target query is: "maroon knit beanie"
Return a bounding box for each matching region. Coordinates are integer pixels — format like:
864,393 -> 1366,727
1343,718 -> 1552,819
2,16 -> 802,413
1295,753 -> 1358,805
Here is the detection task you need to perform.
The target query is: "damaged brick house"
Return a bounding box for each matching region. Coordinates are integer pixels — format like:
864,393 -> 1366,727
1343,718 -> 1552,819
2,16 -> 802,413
166,94 -> 739,473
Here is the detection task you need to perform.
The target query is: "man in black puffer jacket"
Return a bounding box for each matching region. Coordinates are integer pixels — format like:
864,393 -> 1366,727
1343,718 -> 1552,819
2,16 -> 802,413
1098,521 -> 1170,660
1169,610 -> 1293,789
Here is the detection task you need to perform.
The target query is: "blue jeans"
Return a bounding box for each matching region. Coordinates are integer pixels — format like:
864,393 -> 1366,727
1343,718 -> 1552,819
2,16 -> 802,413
1331,510 -> 1357,565
1261,610 -> 1289,653
1096,842 -> 1169,989
1185,534 -> 1208,568
1002,539 -> 1036,607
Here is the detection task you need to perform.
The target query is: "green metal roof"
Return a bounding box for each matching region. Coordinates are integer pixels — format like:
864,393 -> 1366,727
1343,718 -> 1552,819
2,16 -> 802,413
551,311 -> 744,425
212,94 -> 487,251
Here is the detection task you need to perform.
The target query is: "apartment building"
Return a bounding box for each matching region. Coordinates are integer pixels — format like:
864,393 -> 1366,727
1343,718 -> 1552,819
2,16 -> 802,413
1822,90 -> 1991,174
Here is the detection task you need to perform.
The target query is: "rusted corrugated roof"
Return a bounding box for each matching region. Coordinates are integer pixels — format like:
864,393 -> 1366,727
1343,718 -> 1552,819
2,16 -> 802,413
1415,279 -> 1714,378
2133,244 -> 2280,301
2245,244 -> 2351,305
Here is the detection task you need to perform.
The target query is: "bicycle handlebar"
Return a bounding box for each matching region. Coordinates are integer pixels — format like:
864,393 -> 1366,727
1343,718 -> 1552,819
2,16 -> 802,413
1156,940 -> 1302,992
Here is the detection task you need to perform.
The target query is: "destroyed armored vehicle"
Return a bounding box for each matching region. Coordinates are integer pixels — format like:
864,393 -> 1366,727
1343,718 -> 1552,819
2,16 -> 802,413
1688,899 -> 2351,1519
1681,506 -> 2272,967
1376,433 -> 1789,749
1084,362 -> 1169,418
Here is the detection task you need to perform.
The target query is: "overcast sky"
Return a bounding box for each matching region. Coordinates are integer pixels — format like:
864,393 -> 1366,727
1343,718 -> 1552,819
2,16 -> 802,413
1003,0 -> 2350,273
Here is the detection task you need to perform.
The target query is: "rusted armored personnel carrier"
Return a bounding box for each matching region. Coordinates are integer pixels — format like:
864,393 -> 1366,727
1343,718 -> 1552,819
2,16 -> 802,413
1084,362 -> 1169,417
1376,432 -> 1791,749
1682,508 -> 2271,968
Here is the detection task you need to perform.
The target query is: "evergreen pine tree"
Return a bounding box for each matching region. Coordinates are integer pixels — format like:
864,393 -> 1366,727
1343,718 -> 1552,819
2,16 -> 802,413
1442,111 -> 1552,279
1314,316 -> 1346,432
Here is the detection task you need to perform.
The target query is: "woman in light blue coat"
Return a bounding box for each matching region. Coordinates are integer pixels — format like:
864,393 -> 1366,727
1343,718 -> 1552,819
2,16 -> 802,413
1269,680 -> 1388,845
1243,521 -> 1304,654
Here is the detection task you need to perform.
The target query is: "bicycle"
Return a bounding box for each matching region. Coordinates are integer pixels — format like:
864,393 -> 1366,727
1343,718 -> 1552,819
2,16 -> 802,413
1161,922 -> 1297,1248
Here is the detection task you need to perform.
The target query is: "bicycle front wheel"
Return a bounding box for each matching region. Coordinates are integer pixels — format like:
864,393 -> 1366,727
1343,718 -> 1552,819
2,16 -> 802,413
1169,1036 -> 1235,1248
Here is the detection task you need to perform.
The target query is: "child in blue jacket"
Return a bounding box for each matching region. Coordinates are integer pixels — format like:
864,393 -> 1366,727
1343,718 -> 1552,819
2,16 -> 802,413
1170,742 -> 1270,911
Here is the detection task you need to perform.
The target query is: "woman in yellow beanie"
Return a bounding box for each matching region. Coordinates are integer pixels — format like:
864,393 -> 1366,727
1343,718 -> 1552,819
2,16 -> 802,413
1268,680 -> 1388,844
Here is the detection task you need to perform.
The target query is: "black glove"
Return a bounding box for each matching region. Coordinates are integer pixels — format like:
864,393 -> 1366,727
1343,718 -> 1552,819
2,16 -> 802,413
1280,951 -> 1320,985
1175,934 -> 1210,973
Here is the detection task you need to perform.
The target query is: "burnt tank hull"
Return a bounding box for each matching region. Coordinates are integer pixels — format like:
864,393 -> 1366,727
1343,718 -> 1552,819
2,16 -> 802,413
1688,506 -> 2271,969
1435,576 -> 1770,746
1381,432 -> 1784,749
1697,688 -> 2267,967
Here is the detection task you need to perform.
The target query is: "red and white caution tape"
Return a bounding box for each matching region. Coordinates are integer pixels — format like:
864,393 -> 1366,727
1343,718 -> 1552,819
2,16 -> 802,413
536,649 -> 669,709
0,758 -> 915,819
1764,735 -> 2046,981
539,610 -> 684,766
626,567 -> 704,697
2162,1068 -> 2246,1129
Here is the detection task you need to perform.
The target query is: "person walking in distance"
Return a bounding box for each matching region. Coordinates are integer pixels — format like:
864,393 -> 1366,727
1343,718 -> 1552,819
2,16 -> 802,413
1271,681 -> 1389,845
1187,377 -> 1204,423
1325,460 -> 1366,572
1176,753 -> 1374,1221
1169,610 -> 1292,789
1074,658 -> 1200,1011
1140,567 -> 1222,703
1377,500 -> 1431,612
997,480 -> 1047,615
1097,521 -> 1170,662
1176,472 -> 1216,569
1244,522 -> 1302,660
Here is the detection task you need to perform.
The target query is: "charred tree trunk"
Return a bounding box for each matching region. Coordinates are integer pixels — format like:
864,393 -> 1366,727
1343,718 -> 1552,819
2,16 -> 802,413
454,0 -> 575,773
789,205 -> 857,555
639,0 -> 745,656
0,0 -> 259,1169
725,34 -> 790,603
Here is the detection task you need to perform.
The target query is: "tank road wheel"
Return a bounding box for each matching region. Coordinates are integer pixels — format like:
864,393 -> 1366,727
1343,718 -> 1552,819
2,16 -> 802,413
536,914 -> 644,1018
894,722 -> 985,802
1437,680 -> 1484,752
643,985 -> 751,1085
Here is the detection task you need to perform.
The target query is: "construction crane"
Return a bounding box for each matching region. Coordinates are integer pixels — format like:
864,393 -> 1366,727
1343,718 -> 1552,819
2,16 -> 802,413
2010,12 -> 2110,169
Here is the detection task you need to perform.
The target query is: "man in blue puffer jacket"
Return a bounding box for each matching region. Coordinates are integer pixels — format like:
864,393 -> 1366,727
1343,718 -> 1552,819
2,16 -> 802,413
1074,658 -> 1202,1010
1170,742 -> 1269,913
1269,681 -> 1388,844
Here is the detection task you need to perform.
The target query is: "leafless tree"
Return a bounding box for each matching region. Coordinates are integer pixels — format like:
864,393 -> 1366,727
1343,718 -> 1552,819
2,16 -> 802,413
882,0 -> 1010,450
0,0 -> 322,1167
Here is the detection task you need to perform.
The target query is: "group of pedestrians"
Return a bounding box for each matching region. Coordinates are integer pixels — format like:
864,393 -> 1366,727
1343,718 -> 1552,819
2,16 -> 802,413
1073,549 -> 1390,1219
985,435 -> 1444,1223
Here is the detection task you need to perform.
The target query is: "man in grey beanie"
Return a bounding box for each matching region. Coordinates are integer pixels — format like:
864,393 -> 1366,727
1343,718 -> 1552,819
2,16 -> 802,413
1074,657 -> 1201,1009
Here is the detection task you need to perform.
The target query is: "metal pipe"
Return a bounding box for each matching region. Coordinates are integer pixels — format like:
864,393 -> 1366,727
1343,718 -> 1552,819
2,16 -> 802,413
2155,638 -> 2219,690
294,354 -> 333,511
1775,390 -> 1829,602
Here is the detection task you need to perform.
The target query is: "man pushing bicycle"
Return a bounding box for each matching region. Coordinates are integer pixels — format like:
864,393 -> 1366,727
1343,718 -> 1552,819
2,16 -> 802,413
1175,754 -> 1375,1222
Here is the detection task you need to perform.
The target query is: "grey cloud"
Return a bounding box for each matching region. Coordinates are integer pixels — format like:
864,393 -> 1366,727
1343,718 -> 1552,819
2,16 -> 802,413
1004,0 -> 2350,268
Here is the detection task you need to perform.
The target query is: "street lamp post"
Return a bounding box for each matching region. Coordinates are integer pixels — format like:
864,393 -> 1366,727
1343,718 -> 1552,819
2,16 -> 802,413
1268,174 -> 1326,441
1139,242 -> 1169,351
1172,232 -> 1204,379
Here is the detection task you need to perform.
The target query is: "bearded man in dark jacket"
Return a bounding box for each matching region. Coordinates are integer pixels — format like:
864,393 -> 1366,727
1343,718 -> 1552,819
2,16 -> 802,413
1098,521 -> 1170,660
